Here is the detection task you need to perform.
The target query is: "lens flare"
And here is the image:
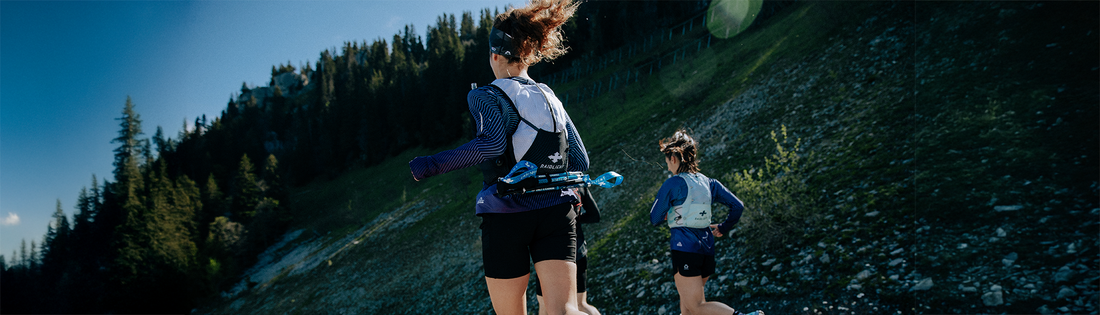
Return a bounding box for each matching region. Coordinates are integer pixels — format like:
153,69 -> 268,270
707,0 -> 763,39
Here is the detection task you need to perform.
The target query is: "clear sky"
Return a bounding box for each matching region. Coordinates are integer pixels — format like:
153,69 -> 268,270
0,0 -> 520,260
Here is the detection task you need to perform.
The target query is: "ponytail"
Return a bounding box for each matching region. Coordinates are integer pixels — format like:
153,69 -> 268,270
493,0 -> 579,66
659,129 -> 700,174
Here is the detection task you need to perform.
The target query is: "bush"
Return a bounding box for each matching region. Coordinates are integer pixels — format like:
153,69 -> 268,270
724,125 -> 817,254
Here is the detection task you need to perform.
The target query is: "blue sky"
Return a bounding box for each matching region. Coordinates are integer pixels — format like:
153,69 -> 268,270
0,0 -> 519,260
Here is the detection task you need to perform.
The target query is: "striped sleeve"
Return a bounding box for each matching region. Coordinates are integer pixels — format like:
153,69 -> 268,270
409,88 -> 508,180
565,112 -> 589,172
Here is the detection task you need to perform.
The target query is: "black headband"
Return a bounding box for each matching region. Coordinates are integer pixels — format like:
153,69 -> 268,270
489,27 -> 516,57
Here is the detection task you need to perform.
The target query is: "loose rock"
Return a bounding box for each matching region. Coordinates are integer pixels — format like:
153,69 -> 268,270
1057,286 -> 1077,299
857,270 -> 872,280
1002,252 -> 1017,266
1054,266 -> 1075,283
982,291 -> 1004,306
912,278 -> 934,291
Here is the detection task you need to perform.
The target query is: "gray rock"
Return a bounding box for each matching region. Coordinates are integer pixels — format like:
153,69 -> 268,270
996,227 -> 1007,237
1057,286 -> 1077,299
1036,304 -> 1055,315
889,258 -> 905,267
820,253 -> 831,264
962,286 -> 978,293
857,270 -> 872,280
1002,252 -> 1018,266
912,278 -> 933,291
762,258 -> 776,266
995,205 -> 1023,212
761,276 -> 769,285
771,264 -> 783,272
982,290 -> 1004,306
1054,266 -> 1076,283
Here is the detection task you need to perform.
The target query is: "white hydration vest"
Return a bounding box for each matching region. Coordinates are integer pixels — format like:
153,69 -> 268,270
667,172 -> 713,229
491,78 -> 568,172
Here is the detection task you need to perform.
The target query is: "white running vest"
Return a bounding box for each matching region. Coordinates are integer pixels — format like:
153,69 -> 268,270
667,172 -> 713,229
491,78 -> 568,164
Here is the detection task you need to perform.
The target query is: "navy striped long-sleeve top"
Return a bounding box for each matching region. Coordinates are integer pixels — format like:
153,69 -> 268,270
409,77 -> 589,215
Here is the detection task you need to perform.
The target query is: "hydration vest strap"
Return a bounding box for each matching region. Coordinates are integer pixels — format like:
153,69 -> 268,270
531,83 -> 559,133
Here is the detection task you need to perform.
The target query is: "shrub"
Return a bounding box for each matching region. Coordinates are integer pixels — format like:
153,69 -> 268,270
724,125 -> 817,254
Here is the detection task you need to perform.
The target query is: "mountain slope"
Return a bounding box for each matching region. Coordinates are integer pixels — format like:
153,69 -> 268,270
198,1 -> 1098,314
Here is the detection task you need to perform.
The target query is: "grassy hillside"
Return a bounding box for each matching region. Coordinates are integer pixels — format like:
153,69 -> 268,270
198,1 -> 1097,314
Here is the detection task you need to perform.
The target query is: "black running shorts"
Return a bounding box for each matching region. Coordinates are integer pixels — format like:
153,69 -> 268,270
480,202 -> 577,279
670,250 -> 716,278
535,255 -> 588,296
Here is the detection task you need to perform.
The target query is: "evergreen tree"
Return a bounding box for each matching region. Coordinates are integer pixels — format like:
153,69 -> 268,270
460,11 -> 477,42
112,97 -> 145,184
19,239 -> 27,271
424,13 -> 467,146
29,240 -> 38,272
202,173 -> 225,222
404,24 -> 426,64
42,199 -> 71,272
231,154 -> 261,220
153,126 -> 168,155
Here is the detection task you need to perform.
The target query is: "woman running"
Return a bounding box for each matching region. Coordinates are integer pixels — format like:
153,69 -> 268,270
408,1 -> 587,314
649,129 -> 763,315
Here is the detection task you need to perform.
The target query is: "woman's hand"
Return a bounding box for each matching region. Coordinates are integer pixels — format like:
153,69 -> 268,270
710,224 -> 724,238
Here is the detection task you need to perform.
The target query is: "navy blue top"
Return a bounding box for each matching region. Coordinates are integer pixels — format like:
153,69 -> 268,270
409,77 -> 589,215
649,173 -> 745,255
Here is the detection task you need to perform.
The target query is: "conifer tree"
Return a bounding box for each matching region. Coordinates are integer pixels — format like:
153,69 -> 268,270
153,126 -> 168,156
28,240 -> 38,272
109,98 -> 150,293
202,173 -> 225,221
42,199 -> 71,272
460,11 -> 477,41
112,97 -> 144,184
231,154 -> 261,220
424,13 -> 467,146
19,239 -> 27,271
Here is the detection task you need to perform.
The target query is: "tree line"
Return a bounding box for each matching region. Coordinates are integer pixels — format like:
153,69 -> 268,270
0,2 -> 711,313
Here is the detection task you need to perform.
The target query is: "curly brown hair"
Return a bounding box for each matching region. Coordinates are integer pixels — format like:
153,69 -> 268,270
659,128 -> 700,174
493,0 -> 579,66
